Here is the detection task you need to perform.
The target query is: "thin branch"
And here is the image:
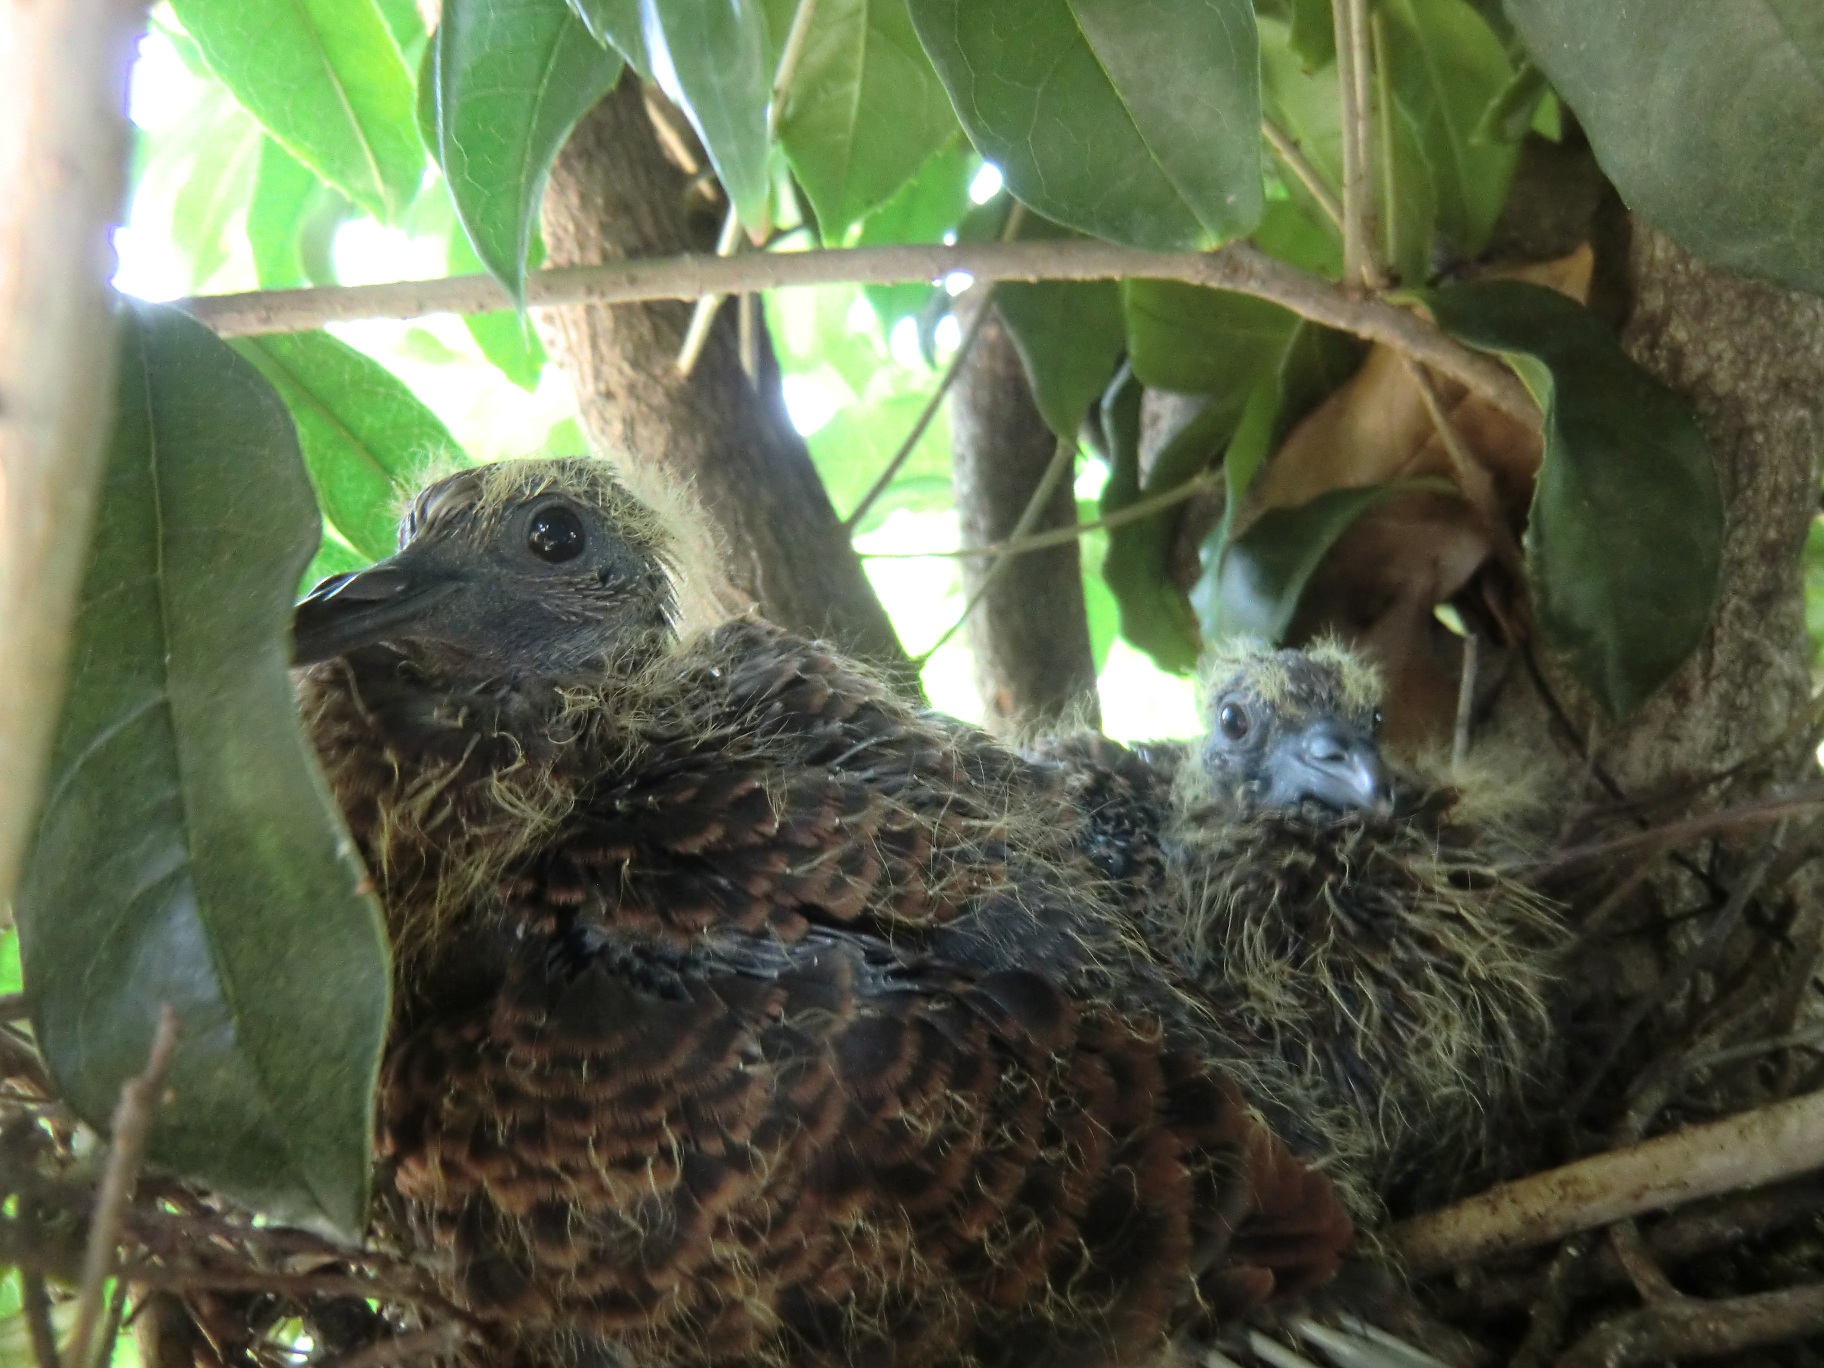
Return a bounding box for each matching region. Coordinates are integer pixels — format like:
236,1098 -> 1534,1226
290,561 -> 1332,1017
843,289 -> 997,534
1390,1087 -> 1824,1274
1333,0 -> 1376,289
915,435 -> 1076,664
1452,630 -> 1479,771
1556,1282 -> 1824,1368
674,204 -> 745,376
861,472 -> 1219,559
1262,118 -> 1343,233
23,1266 -> 61,1368
66,1006 -> 179,1368
174,240 -> 1541,427
1520,786 -> 1824,880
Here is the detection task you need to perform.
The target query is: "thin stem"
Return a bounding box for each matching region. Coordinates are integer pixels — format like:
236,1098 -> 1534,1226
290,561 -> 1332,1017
861,472 -> 1219,559
176,239 -> 1540,426
1371,8 -> 1399,276
767,0 -> 819,138
1333,0 -> 1376,290
1452,630 -> 1478,770
914,435 -> 1076,664
674,205 -> 745,376
1261,117 -> 1343,233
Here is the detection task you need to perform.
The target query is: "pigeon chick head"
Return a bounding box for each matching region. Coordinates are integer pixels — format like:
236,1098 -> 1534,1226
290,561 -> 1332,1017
1196,638 -> 1392,815
293,458 -> 680,683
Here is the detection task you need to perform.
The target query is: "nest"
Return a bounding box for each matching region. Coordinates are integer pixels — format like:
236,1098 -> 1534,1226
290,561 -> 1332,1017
3,769 -> 1823,1368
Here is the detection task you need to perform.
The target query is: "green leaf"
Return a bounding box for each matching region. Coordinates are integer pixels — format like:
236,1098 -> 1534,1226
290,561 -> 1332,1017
1288,0 -> 1336,68
168,103 -> 264,289
1259,16 -> 1343,252
170,0 -> 424,222
1375,0 -> 1518,257
1505,0 -> 1824,294
436,0 -> 623,304
907,0 -> 1263,250
777,0 -> 963,242
644,0 -> 774,231
375,0 -> 428,66
1207,478 -> 1451,640
231,331 -> 467,560
856,137 -> 974,329
1427,280 -> 1722,717
996,282 -> 1126,439
568,0 -> 652,75
17,304 -> 389,1236
248,138 -> 326,289
809,390 -> 954,532
1124,281 -> 1303,396
449,222 -> 549,390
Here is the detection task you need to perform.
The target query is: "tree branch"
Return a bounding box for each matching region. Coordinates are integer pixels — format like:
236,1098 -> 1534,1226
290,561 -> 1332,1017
1390,1088 -> 1824,1274
175,240 -> 1540,428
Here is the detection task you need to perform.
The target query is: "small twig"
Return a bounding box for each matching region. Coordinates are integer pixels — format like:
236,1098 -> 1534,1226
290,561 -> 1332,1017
675,205 -> 745,376
1261,118 -> 1343,233
23,1266 -> 61,1368
315,1326 -> 468,1368
1520,787 -> 1824,881
174,240 -> 1541,425
766,0 -> 819,138
1687,1022 -> 1824,1073
914,435 -> 1076,664
860,472 -> 1220,559
1508,1236 -> 1591,1368
843,290 -> 998,533
1606,1220 -> 1682,1303
1333,0 -> 1376,289
1390,1087 -> 1824,1273
66,1006 -> 179,1368
736,292 -> 758,381
1452,631 -> 1479,771
642,88 -> 702,176
1555,1282 -> 1824,1368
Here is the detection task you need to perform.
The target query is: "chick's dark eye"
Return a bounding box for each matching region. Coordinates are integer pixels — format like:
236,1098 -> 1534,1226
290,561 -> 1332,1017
1218,702 -> 1250,741
527,505 -> 585,562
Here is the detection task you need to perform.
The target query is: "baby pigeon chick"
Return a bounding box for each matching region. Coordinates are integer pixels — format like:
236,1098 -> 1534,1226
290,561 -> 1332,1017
1036,640 -> 1563,1216
292,459 -> 1352,1368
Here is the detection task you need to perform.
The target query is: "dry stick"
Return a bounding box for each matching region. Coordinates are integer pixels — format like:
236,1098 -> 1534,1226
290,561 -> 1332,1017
1520,786 -> 1824,880
1333,0 -> 1376,289
1508,1235 -> 1592,1368
65,1006 -> 179,1368
176,239 -> 1540,427
674,204 -> 744,375
1556,1282 -> 1824,1368
861,472 -> 1221,560
1390,1087 -> 1824,1274
915,435 -> 1077,665
1452,631 -> 1479,771
1261,118 -> 1344,232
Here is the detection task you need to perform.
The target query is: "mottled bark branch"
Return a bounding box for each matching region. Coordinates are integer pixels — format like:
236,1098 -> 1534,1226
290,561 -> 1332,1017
536,79 -> 907,675
950,302 -> 1098,733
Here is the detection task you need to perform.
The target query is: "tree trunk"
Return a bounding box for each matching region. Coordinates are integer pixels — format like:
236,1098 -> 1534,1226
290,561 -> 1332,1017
950,301 -> 1099,733
536,78 -> 908,678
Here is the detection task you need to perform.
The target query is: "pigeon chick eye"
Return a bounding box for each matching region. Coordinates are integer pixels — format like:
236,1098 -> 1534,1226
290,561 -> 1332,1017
1218,702 -> 1250,740
528,505 -> 585,562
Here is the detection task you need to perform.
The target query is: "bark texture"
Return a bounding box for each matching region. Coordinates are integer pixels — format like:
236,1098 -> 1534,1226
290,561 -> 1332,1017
536,79 -> 907,675
950,302 -> 1099,733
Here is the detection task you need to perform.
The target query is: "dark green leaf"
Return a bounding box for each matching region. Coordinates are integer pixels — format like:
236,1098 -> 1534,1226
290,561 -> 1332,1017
17,304 -> 389,1236
170,0 -> 424,222
1506,0 -> 1824,294
1123,281 -> 1302,396
449,222 -> 549,389
1288,0 -> 1335,68
1376,0 -> 1517,258
856,138 -> 975,331
1209,479 -> 1451,640
568,0 -> 651,75
248,139 -> 326,290
1474,59 -> 1548,145
907,0 -> 1263,250
436,0 -> 623,304
231,331 -> 466,560
1428,280 -> 1722,716
1253,194 -> 1344,278
996,282 -> 1126,440
776,0 -> 962,241
644,0 -> 774,231
1376,75 -> 1438,286
1189,377 -> 1280,631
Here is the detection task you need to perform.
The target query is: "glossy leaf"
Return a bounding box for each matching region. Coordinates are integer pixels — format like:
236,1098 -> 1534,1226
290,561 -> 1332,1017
996,282 -> 1126,440
17,304 -> 389,1237
907,0 -> 1263,250
231,331 -> 466,560
1507,0 -> 1824,294
1376,0 -> 1517,258
569,0 -> 652,75
1209,479 -> 1451,640
1428,280 -> 1722,716
644,0 -> 774,231
436,0 -> 623,304
777,0 -> 962,241
170,0 -> 423,222
449,222 -> 549,390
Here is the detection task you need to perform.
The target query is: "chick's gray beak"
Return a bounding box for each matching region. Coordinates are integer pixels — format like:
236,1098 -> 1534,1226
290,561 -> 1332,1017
1263,716 -> 1392,814
292,557 -> 461,666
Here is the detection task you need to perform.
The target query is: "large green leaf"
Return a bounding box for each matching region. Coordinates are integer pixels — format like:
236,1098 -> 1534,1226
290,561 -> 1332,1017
568,0 -> 651,76
856,137 -> 975,330
247,138 -> 334,290
644,0 -> 775,231
1376,0 -> 1517,258
776,0 -> 962,241
1428,280 -> 1722,716
1506,0 -> 1824,294
231,331 -> 466,561
449,222 -> 549,390
996,282 -> 1126,440
436,0 -> 623,304
907,0 -> 1263,250
17,304 -> 389,1237
170,0 -> 423,223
